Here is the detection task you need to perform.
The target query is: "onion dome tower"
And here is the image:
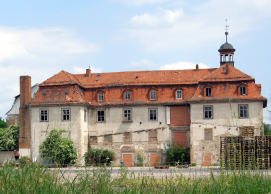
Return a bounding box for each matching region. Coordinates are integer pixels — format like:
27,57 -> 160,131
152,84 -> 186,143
218,21 -> 235,67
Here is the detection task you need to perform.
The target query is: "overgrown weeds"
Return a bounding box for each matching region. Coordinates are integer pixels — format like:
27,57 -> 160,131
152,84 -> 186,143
1,164 -> 271,193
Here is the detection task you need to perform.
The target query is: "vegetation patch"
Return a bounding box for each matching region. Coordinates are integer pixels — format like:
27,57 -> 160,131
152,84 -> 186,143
0,124 -> 19,151
84,148 -> 114,166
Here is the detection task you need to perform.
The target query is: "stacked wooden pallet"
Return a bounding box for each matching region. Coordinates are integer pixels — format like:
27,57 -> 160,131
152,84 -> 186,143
240,126 -> 254,138
220,136 -> 227,169
256,136 -> 270,169
242,139 -> 256,169
226,137 -> 242,170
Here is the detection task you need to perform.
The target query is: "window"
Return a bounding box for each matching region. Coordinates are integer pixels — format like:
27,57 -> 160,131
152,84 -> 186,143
84,109 -> 87,122
149,109 -> 157,121
123,109 -> 132,121
149,130 -> 158,143
123,132 -> 132,143
40,109 -> 48,121
125,91 -> 131,100
98,92 -> 104,101
206,87 -> 211,97
204,128 -> 213,141
204,106 -> 213,119
239,104 -> 248,118
97,110 -> 105,122
176,90 -> 182,99
240,86 -> 246,95
89,131 -> 98,144
62,109 -> 70,121
150,90 -> 156,100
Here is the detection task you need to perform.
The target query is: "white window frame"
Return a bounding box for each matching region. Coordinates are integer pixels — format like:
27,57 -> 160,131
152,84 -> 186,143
149,108 -> 158,121
239,104 -> 249,118
98,92 -> 104,102
62,108 -> 71,121
150,90 -> 156,101
176,90 -> 182,99
123,108 -> 132,121
125,91 -> 131,100
97,110 -> 105,122
204,105 -> 213,119
240,86 -> 246,95
40,109 -> 48,122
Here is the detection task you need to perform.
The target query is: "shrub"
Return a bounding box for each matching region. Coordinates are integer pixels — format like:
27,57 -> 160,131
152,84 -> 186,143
84,148 -> 114,166
39,129 -> 77,166
136,153 -> 144,166
166,144 -> 190,165
19,156 -> 31,167
192,163 -> 197,167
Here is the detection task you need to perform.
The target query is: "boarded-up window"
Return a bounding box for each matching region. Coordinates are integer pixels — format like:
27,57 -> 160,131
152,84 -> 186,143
173,132 -> 187,147
104,131 -> 113,144
204,128 -> 213,141
89,131 -> 98,144
124,132 -> 132,143
149,130 -> 158,143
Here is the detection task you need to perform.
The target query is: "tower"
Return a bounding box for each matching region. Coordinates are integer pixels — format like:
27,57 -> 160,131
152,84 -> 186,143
218,21 -> 235,67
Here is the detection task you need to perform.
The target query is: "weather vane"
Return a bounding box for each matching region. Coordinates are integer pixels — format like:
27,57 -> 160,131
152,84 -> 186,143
225,19 -> 229,42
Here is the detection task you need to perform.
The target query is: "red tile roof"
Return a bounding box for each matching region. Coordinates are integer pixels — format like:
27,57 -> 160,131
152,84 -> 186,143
30,65 -> 267,107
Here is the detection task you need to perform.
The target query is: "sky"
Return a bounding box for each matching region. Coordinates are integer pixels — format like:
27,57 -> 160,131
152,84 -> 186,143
0,0 -> 270,123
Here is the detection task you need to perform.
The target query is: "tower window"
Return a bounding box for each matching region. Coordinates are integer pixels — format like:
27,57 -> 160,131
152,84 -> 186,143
176,90 -> 182,99
205,87 -> 211,97
98,93 -> 104,101
240,86 -> 246,95
125,91 -> 131,100
150,90 -> 156,101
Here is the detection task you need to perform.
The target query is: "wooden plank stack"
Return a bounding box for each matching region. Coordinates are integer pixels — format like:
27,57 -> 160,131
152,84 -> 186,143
255,136 -> 270,169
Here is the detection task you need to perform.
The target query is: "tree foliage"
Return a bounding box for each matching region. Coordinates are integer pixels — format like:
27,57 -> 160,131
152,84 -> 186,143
0,125 -> 19,151
84,148 -> 114,165
166,144 -> 190,165
0,117 -> 7,128
39,129 -> 77,166
264,123 -> 271,136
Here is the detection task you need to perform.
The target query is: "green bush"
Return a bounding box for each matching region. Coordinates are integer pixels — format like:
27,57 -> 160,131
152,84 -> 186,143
39,129 -> 77,166
84,148 -> 114,166
166,144 -> 190,165
136,153 -> 144,166
19,156 -> 31,167
0,117 -> 7,128
0,124 -> 19,151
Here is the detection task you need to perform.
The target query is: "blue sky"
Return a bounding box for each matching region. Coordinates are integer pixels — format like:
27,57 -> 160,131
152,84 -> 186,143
0,0 -> 270,123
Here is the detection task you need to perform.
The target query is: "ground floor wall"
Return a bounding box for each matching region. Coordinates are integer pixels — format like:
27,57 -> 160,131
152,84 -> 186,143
0,151 -> 15,164
7,115 -> 19,128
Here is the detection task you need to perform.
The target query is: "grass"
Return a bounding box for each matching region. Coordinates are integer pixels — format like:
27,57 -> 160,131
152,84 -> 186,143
1,164 -> 271,193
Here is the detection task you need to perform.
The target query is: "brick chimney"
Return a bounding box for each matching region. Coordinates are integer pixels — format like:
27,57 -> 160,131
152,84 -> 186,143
256,84 -> 261,94
19,76 -> 31,157
86,68 -> 91,77
196,64 -> 199,72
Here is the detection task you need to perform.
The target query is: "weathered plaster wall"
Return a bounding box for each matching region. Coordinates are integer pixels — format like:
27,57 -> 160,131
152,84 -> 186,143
0,151 -> 15,164
190,101 -> 263,165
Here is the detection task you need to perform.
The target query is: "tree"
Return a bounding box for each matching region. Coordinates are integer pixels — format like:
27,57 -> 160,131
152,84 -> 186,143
166,144 -> 190,165
39,129 -> 77,166
0,124 -> 19,150
264,123 -> 271,136
0,117 -> 7,128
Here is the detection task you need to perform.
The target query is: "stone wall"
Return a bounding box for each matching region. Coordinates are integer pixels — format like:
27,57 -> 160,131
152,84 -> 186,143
0,151 -> 15,164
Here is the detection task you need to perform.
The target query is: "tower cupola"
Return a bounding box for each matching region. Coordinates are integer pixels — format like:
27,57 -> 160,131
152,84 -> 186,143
218,21 -> 235,67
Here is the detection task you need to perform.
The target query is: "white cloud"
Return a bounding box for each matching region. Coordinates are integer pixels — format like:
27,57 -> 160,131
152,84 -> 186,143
127,0 -> 271,51
0,26 -> 100,118
73,66 -> 103,73
159,61 -> 209,70
116,0 -> 169,6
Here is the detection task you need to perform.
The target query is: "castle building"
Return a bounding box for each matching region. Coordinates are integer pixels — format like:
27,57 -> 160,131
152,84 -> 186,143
19,32 -> 267,166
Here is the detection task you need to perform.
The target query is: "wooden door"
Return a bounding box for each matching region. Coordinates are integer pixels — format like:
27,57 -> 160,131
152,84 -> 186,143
123,154 -> 133,167
204,155 -> 211,166
150,153 -> 160,166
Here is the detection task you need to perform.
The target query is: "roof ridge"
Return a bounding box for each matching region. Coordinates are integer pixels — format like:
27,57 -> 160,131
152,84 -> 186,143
63,71 -> 84,87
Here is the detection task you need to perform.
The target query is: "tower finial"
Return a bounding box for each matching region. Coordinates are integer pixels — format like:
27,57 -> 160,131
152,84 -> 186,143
225,19 -> 229,42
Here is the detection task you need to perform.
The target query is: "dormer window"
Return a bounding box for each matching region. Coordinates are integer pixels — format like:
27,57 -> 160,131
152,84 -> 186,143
240,86 -> 246,95
150,90 -> 156,101
176,90 -> 182,99
206,87 -> 211,97
98,92 -> 104,101
125,91 -> 131,100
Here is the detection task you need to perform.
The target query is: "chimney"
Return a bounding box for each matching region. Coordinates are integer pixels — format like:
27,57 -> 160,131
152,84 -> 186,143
256,84 -> 261,94
19,76 -> 31,157
86,68 -> 91,77
196,64 -> 199,72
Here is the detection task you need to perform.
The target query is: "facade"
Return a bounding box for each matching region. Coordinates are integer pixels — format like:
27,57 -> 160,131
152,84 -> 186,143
6,84 -> 39,128
18,33 -> 267,166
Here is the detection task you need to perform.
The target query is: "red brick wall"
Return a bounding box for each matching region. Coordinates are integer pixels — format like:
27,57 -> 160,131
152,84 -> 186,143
7,116 -> 19,128
170,106 -> 190,126
19,76 -> 31,149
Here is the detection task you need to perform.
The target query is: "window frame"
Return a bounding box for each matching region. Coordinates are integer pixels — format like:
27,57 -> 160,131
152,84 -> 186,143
123,131 -> 133,143
149,108 -> 158,121
150,90 -> 156,101
240,86 -> 247,95
125,91 -> 131,100
97,110 -> 105,122
203,105 -> 213,119
239,104 -> 249,118
40,109 -> 49,122
123,108 -> 132,122
98,92 -> 104,102
149,130 -> 158,143
205,87 -> 212,97
176,90 -> 182,99
61,108 -> 71,121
